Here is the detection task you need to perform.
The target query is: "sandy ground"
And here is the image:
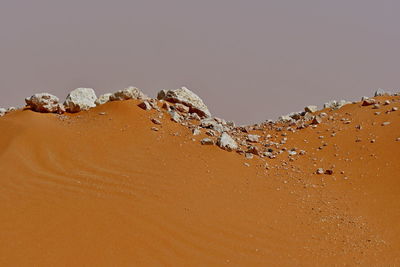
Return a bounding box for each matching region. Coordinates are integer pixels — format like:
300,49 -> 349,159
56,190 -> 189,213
0,96 -> 399,266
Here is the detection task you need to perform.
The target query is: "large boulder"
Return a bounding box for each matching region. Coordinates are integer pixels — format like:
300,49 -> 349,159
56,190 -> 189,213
95,93 -> 112,106
109,87 -> 148,101
217,132 -> 238,151
64,88 -> 97,113
157,87 -> 211,118
25,93 -> 65,113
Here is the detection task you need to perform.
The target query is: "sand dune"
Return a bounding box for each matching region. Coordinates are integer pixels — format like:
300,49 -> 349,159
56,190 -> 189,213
0,96 -> 399,266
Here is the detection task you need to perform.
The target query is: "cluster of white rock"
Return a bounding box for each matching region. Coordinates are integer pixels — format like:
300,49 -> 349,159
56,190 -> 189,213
24,87 -> 149,114
0,107 -> 16,117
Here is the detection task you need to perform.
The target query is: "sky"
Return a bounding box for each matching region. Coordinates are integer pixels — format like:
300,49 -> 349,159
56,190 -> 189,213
0,0 -> 399,124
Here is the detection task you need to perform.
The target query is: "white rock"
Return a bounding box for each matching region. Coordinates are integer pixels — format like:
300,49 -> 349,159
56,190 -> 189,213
0,108 -> 6,117
95,93 -> 112,105
64,88 -> 97,113
374,88 -> 389,97
247,134 -> 260,143
278,115 -> 293,123
305,105 -> 318,113
169,110 -> 182,123
200,118 -> 226,133
192,128 -> 201,135
25,93 -> 65,113
311,116 -> 322,125
110,87 -> 148,101
217,132 -> 238,151
188,113 -> 201,121
7,107 -> 16,112
326,100 -> 350,110
157,87 -> 211,118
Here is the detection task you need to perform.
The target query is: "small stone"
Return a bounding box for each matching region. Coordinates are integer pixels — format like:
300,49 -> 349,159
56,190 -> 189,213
247,134 -> 260,143
98,112 -> 107,115
151,127 -> 159,131
311,116 -> 322,125
162,102 -> 171,111
151,118 -> 161,125
392,107 -> 398,112
174,103 -> 190,113
169,110 -> 182,123
382,121 -> 391,126
201,138 -> 214,145
247,146 -> 261,156
316,168 -> 324,174
362,99 -> 376,106
245,153 -> 254,159
188,113 -> 201,121
206,130 -> 216,136
384,100 -> 391,105
192,128 -> 201,136
138,101 -> 152,110
325,169 -> 334,175
374,112 -> 381,115
370,139 -> 376,143
372,104 -> 380,109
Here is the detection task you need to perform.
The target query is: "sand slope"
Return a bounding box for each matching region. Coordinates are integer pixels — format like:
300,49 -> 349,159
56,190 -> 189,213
0,97 -> 399,266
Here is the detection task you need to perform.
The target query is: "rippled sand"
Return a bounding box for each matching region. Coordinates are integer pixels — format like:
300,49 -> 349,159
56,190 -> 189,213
1,98 -> 399,266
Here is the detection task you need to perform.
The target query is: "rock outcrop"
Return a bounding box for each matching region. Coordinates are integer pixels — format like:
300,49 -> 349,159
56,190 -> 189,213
64,88 -> 97,113
25,93 -> 65,113
110,87 -> 148,101
157,87 -> 211,118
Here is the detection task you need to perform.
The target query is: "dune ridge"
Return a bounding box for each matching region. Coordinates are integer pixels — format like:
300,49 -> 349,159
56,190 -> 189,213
0,90 -> 399,266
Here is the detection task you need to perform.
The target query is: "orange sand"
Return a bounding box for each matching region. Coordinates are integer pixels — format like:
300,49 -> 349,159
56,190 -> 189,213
0,97 -> 399,266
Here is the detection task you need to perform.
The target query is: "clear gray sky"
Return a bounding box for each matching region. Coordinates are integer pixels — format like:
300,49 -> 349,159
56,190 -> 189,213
1,0 -> 399,123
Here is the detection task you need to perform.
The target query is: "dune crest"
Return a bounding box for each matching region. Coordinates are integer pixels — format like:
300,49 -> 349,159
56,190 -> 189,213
0,88 -> 399,266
